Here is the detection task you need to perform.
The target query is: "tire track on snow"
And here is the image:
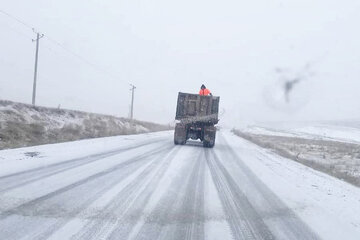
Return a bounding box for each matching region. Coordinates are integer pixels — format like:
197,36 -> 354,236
0,145 -> 173,239
72,146 -> 181,240
134,148 -> 205,240
205,149 -> 275,240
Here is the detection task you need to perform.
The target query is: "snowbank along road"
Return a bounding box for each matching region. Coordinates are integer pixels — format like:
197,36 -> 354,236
0,130 -> 360,240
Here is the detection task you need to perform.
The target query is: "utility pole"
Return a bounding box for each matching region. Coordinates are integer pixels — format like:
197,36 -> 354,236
129,84 -> 136,120
32,29 -> 44,106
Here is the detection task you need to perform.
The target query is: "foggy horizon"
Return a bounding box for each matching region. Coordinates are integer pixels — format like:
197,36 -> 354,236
1,0 -> 359,125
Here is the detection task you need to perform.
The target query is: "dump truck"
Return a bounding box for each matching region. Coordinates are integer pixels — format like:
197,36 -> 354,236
174,92 -> 220,148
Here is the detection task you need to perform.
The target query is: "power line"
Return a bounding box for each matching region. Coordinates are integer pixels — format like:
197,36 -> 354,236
45,36 -> 122,80
1,23 -> 33,40
0,9 -> 33,30
0,8 -> 123,81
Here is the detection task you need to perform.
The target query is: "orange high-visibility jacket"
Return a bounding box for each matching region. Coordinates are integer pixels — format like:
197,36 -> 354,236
199,88 -> 211,96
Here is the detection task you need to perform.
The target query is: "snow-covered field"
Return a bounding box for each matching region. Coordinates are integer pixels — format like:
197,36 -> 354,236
242,121 -> 360,144
0,100 -> 170,150
0,130 -> 360,239
234,122 -> 360,187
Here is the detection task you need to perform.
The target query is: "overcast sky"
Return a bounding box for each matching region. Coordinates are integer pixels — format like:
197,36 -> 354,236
1,0 -> 359,125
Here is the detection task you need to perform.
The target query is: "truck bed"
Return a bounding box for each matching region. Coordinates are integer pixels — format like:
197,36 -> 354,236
175,92 -> 220,124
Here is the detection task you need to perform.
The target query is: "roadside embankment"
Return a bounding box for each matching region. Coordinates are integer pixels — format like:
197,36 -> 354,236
0,100 -> 172,150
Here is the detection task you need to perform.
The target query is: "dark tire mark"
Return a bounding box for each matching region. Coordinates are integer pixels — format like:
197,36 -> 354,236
106,147 -> 182,240
73,147 -> 181,240
161,151 -> 205,240
206,149 -> 275,240
215,133 -> 319,239
134,149 -> 205,240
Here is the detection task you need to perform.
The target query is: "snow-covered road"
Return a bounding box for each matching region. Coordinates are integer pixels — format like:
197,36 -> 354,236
0,130 -> 360,240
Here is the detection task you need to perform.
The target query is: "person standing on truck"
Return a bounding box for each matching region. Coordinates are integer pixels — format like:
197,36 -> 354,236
199,84 -> 212,96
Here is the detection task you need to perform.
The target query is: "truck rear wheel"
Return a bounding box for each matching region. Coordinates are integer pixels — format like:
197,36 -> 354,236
203,126 -> 216,148
174,123 -> 187,145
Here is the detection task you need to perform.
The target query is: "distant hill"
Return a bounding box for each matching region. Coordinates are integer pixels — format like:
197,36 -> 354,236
0,100 -> 172,150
